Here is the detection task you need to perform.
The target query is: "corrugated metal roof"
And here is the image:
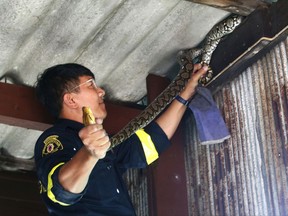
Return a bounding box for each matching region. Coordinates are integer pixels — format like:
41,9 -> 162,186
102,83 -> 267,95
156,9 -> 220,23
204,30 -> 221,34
0,0 -> 231,163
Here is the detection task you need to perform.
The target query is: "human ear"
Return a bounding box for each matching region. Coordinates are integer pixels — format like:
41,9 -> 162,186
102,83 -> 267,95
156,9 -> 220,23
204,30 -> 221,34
63,93 -> 78,109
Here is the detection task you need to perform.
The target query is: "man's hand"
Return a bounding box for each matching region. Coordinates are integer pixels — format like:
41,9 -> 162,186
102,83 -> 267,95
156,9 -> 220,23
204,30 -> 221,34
179,63 -> 208,100
58,124 -> 110,194
79,124 -> 111,159
155,63 -> 208,139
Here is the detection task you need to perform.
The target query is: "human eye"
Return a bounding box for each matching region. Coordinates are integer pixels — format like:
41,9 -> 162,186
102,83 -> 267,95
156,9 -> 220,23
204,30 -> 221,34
88,82 -> 94,88
87,79 -> 97,89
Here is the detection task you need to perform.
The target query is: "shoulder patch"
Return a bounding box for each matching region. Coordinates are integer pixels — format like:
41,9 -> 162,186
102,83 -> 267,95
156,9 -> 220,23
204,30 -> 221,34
42,135 -> 63,157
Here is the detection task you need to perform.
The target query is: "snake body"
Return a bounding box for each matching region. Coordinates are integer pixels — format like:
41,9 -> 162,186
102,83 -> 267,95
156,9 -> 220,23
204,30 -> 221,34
177,14 -> 244,84
84,14 -> 244,149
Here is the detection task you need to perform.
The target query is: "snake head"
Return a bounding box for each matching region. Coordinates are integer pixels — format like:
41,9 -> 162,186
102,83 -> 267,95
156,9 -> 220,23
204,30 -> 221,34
82,106 -> 96,126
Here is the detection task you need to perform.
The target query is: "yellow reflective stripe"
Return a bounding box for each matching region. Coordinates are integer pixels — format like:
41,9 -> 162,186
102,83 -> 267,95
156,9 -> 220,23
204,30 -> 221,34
47,162 -> 70,206
136,129 -> 159,165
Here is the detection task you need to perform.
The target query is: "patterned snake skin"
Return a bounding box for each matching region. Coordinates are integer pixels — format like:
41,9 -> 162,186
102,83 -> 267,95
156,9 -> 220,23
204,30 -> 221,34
109,14 -> 244,149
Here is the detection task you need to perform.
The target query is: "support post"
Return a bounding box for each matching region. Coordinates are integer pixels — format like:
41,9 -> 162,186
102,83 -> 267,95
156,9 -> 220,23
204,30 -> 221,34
146,74 -> 189,216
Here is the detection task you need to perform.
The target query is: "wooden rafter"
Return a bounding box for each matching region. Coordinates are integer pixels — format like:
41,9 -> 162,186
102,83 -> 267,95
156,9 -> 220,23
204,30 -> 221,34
0,82 -> 143,134
185,0 -> 271,15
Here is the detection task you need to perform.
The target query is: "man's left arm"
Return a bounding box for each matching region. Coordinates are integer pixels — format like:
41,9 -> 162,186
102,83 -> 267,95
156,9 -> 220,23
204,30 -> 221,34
155,64 -> 208,139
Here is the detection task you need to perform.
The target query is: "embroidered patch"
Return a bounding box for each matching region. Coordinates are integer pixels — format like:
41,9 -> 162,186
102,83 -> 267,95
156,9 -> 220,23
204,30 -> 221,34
42,135 -> 63,157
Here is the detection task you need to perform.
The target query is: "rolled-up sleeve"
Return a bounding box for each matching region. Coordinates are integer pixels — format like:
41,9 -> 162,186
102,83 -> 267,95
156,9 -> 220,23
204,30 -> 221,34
137,121 -> 171,164
35,131 -> 85,206
143,121 -> 171,154
113,121 -> 171,168
46,164 -> 85,205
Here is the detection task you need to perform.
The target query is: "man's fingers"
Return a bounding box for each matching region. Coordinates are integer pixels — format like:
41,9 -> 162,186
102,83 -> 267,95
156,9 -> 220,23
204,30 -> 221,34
79,124 -> 104,139
193,63 -> 202,72
193,65 -> 208,80
82,129 -> 110,149
97,129 -> 109,142
193,63 -> 208,73
86,140 -> 111,159
199,65 -> 208,75
87,124 -> 103,133
98,137 -> 111,148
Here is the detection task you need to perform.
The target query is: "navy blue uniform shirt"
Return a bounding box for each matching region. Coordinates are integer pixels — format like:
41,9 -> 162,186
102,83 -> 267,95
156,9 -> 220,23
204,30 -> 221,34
34,119 -> 170,215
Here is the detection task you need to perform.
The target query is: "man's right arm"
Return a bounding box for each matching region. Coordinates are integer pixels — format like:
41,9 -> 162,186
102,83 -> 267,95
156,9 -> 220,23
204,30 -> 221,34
58,124 -> 110,194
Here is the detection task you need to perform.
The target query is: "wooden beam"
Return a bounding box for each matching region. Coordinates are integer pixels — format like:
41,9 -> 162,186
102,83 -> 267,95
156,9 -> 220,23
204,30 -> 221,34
146,74 -> 189,216
185,0 -> 270,15
0,82 -> 143,134
104,102 -> 144,135
0,82 -> 54,131
207,0 -> 288,93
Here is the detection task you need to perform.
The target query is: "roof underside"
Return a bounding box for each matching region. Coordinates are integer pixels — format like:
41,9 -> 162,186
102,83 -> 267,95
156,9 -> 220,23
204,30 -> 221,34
0,0 -> 272,171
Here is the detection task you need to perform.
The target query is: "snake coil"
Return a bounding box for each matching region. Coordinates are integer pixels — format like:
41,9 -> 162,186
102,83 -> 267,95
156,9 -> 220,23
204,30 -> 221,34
83,14 -> 244,150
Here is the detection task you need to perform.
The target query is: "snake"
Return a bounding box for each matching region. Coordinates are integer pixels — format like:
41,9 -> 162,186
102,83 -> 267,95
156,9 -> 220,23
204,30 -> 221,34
83,14 -> 244,150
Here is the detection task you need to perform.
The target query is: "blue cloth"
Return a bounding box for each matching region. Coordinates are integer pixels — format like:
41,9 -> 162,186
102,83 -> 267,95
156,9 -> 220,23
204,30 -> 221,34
188,87 -> 230,145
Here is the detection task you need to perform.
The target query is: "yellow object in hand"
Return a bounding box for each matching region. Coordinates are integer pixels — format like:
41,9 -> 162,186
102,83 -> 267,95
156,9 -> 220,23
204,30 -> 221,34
82,107 -> 96,126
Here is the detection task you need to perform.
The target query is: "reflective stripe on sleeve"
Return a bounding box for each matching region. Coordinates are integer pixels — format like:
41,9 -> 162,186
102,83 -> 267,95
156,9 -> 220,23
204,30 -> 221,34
47,162 -> 70,206
135,129 -> 159,165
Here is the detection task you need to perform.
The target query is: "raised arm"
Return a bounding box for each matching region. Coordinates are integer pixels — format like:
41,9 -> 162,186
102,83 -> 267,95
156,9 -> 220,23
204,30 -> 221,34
155,63 -> 208,139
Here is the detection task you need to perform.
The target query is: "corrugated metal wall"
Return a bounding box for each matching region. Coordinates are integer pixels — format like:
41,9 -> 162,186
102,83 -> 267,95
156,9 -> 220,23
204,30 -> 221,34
125,168 -> 149,216
184,36 -> 288,216
123,37 -> 288,216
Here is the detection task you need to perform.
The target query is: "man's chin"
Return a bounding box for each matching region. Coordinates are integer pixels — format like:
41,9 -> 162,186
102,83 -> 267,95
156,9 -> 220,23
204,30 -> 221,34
95,118 -> 104,124
96,111 -> 107,124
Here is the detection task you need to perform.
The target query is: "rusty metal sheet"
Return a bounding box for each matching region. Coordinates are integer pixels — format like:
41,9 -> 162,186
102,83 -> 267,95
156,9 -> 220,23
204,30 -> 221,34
184,36 -> 288,216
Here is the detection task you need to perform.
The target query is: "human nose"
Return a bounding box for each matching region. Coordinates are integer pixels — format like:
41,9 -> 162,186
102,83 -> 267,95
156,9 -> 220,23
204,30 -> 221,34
97,87 -> 105,98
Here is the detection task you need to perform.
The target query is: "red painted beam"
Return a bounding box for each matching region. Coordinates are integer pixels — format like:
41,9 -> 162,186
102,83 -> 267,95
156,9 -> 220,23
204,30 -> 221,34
0,82 -> 54,131
0,82 -> 143,134
104,102 -> 144,135
146,74 -> 189,216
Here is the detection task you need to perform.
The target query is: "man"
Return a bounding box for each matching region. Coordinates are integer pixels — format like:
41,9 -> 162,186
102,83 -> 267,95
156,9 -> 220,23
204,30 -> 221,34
34,63 -> 207,215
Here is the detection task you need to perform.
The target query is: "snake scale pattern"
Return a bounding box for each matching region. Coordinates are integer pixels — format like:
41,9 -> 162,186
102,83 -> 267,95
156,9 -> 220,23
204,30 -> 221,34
109,14 -> 244,149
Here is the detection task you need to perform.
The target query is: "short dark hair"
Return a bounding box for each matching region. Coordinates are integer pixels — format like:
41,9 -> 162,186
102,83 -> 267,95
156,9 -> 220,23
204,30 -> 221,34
35,63 -> 95,118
